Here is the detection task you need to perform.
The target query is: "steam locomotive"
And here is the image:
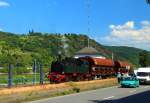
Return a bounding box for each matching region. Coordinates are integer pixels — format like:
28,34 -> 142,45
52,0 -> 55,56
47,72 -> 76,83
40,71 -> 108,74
47,57 -> 131,83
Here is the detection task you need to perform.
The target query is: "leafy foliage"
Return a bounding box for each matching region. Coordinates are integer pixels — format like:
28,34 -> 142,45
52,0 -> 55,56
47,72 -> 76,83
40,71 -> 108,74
0,31 -> 150,72
139,50 -> 150,67
105,46 -> 150,67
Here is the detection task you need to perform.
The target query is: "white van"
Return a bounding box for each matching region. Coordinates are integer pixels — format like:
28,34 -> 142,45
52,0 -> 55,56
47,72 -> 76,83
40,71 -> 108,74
137,67 -> 150,84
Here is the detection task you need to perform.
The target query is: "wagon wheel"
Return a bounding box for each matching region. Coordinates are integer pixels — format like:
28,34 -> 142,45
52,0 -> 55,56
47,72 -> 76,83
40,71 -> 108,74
76,76 -> 81,81
80,75 -> 86,81
50,79 -> 55,84
65,76 -> 70,82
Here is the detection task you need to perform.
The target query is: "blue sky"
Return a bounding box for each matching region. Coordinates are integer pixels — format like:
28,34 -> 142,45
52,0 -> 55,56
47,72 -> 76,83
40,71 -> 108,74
0,0 -> 150,50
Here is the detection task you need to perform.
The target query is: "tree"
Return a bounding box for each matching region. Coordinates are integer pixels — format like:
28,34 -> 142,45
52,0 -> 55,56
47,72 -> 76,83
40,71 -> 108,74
29,29 -> 34,34
139,50 -> 149,67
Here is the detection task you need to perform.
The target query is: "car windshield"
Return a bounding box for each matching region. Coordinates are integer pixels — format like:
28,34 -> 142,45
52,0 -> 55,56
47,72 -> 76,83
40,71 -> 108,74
123,77 -> 136,81
137,72 -> 149,76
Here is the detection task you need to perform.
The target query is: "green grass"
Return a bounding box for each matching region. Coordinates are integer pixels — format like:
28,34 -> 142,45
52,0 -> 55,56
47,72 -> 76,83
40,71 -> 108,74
0,74 -> 49,86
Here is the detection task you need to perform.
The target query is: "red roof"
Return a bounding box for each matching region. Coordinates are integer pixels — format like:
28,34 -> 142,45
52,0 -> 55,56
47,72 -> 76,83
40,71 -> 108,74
91,58 -> 114,67
116,61 -> 130,68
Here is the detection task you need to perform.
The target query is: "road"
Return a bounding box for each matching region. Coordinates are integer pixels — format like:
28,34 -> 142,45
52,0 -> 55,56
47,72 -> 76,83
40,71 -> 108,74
29,85 -> 150,103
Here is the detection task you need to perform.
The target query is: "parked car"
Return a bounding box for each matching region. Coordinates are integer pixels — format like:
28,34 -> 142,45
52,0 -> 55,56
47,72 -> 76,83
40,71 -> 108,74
121,77 -> 139,88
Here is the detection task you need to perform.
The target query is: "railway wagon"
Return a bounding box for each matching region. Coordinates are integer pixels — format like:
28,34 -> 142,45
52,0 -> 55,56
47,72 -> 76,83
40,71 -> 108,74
79,57 -> 115,79
115,61 -> 131,74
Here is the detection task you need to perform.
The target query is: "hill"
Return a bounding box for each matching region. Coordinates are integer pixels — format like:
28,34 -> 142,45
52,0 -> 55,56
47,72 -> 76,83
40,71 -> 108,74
104,46 -> 150,67
0,31 -> 149,70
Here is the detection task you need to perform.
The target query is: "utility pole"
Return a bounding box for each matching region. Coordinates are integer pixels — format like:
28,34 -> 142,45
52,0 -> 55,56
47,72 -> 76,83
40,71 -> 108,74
112,52 -> 115,66
112,52 -> 114,62
86,0 -> 91,48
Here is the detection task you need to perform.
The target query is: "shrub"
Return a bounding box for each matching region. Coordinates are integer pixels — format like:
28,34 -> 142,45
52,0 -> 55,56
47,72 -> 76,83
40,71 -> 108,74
72,87 -> 80,93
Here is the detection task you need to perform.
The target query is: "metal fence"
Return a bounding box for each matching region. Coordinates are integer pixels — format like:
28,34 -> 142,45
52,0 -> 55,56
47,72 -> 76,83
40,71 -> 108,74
0,62 -> 50,88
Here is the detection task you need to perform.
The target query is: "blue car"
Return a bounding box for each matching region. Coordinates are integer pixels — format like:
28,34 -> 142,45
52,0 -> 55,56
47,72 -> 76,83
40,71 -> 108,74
121,77 -> 139,88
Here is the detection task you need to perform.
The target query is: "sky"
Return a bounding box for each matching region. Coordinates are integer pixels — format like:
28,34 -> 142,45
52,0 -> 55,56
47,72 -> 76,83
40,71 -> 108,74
0,0 -> 150,50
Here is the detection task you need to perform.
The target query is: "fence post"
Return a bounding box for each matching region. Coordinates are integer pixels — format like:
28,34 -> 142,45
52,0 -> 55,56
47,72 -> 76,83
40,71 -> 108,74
39,64 -> 44,84
32,59 -> 37,85
8,64 -> 13,88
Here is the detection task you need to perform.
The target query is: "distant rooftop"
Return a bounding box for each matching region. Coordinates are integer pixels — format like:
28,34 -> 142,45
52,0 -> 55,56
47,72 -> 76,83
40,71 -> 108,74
76,47 -> 101,55
74,47 -> 105,59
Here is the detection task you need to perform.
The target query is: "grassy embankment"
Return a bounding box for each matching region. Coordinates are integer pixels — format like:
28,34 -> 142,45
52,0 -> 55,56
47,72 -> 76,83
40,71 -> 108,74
0,78 -> 117,103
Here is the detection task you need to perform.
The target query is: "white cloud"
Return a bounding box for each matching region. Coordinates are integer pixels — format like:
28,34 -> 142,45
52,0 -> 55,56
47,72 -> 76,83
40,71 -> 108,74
0,1 -> 10,7
99,20 -> 150,50
141,21 -> 150,27
109,21 -> 134,30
